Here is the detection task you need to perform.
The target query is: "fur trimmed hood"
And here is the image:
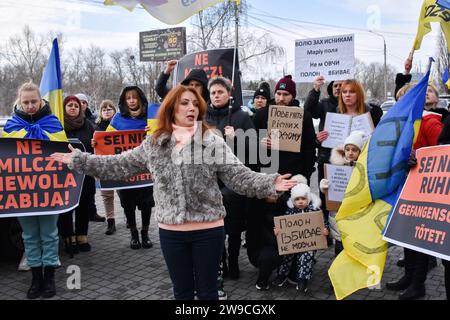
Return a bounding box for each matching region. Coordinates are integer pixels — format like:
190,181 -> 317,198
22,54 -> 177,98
287,174 -> 321,209
329,145 -> 353,166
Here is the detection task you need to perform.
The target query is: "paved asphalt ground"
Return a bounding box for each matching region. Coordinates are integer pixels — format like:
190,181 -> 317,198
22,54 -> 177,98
0,171 -> 447,301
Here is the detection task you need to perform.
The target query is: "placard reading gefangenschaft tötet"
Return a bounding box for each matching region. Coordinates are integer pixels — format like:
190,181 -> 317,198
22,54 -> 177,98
295,34 -> 355,82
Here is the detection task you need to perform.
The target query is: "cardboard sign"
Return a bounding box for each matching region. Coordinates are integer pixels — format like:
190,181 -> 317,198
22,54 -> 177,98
139,27 -> 186,62
267,105 -> 303,153
93,130 -> 153,190
0,138 -> 84,218
324,164 -> 354,212
174,48 -> 243,106
383,145 -> 450,261
322,112 -> 374,149
295,34 -> 355,82
274,211 -> 328,255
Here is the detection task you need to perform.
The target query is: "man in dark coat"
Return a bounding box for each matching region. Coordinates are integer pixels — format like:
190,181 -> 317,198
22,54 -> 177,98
249,75 -> 317,290
155,59 -> 209,102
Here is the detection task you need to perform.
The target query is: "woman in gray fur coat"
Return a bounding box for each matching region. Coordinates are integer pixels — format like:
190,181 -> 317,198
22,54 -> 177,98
51,85 -> 297,300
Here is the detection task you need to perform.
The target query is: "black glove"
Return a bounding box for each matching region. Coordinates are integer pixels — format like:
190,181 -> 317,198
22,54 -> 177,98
407,149 -> 417,169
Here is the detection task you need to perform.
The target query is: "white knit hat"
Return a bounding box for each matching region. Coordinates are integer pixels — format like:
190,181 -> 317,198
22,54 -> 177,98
75,93 -> 88,103
344,130 -> 365,151
288,175 -> 311,208
287,174 -> 322,209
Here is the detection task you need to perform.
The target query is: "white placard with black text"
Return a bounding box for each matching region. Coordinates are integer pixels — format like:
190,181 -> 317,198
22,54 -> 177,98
295,34 -> 355,82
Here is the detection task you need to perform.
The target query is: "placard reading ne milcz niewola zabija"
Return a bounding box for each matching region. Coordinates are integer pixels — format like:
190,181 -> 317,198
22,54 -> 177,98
0,138 -> 84,218
295,34 -> 355,82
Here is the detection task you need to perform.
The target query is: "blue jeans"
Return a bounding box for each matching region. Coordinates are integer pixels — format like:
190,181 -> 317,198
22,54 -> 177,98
159,226 -> 225,300
17,214 -> 59,267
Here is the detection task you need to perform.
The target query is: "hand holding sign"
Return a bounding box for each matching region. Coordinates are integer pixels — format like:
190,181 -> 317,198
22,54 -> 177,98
316,130 -> 329,143
260,137 -> 272,149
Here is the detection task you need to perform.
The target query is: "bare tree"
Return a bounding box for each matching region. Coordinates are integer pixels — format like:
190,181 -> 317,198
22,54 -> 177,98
0,26 -> 48,83
356,60 -> 396,101
434,31 -> 448,93
188,0 -> 285,81
188,1 -> 242,51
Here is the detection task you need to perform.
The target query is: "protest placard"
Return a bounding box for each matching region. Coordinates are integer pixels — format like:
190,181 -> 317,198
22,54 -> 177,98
174,48 -> 242,106
321,112 -> 374,149
139,27 -> 186,62
93,130 -> 153,190
324,164 -> 354,211
0,138 -> 84,217
274,211 -> 328,255
383,145 -> 450,261
295,34 -> 355,82
267,105 -> 304,153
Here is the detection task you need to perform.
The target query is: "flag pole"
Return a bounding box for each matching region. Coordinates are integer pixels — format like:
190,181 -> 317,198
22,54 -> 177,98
228,0 -> 239,125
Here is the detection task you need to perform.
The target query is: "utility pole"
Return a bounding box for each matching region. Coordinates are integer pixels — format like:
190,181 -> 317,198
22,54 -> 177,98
369,31 -> 387,100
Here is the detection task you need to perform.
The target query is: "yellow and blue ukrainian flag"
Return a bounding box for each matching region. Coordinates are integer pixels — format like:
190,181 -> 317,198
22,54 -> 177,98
437,0 -> 450,10
146,103 -> 160,135
414,0 -> 450,52
107,113 -> 147,132
2,113 -> 67,142
442,68 -> 450,89
328,59 -> 433,300
40,38 -> 64,127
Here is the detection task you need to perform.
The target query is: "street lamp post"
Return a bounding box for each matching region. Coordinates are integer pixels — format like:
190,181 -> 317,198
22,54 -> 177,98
369,31 -> 387,101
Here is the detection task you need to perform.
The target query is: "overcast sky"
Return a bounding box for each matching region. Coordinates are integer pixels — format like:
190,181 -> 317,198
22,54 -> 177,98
0,0 -> 441,79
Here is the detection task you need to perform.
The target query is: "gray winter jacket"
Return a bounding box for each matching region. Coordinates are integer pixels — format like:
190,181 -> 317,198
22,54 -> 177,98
69,130 -> 280,225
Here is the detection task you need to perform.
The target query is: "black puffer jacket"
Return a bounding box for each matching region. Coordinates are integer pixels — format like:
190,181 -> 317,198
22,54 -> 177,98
95,119 -> 110,132
206,99 -> 256,169
304,82 -> 338,165
65,119 -> 95,154
304,81 -> 339,132
13,101 -> 53,123
430,107 -> 449,122
253,99 -> 317,180
84,107 -> 96,125
438,115 -> 450,145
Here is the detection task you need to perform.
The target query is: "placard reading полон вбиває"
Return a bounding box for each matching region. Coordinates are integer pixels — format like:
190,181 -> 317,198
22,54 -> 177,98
295,34 -> 355,82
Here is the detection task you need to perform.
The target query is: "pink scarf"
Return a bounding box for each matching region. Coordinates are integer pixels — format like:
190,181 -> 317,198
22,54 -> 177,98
172,122 -> 198,149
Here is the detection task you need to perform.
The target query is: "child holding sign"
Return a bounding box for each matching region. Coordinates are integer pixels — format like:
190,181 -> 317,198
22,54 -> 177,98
319,130 -> 364,256
272,175 -> 329,294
